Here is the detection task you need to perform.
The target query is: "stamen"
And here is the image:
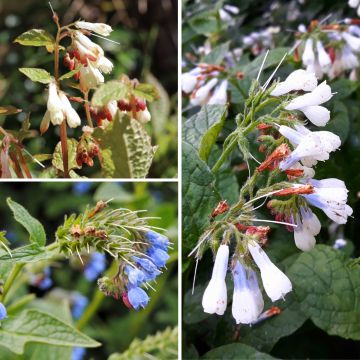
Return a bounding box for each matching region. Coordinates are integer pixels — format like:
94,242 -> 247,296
192,258 -> 199,295
90,32 -> 121,45
256,49 -> 269,82
250,218 -> 297,227
262,52 -> 288,90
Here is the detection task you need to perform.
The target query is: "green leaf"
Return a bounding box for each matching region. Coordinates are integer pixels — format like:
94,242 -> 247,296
203,41 -> 230,65
133,83 -> 160,102
324,101 -> 350,143
241,48 -> 290,78
19,68 -> 52,84
59,68 -> 80,81
94,113 -> 156,178
0,309 -> 100,355
182,142 -> 220,251
183,105 -> 228,162
203,343 -> 277,359
52,139 -> 80,173
288,245 -> 360,340
7,198 -> 46,246
91,81 -> 128,107
0,244 -> 55,263
14,29 -> 55,48
183,284 -> 210,325
331,79 -> 359,100
0,106 -> 22,116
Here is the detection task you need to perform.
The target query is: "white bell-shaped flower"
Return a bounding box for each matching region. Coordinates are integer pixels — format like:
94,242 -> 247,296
316,41 -> 332,73
341,46 -> 359,70
96,56 -> 114,74
271,69 -> 317,96
279,125 -> 341,169
208,80 -> 228,105
302,178 -> 353,224
302,38 -> 315,66
293,207 -> 321,251
342,32 -> 360,52
349,0 -> 360,8
75,21 -> 112,36
47,82 -> 65,125
59,92 -> 81,128
190,78 -> 218,106
300,105 -> 330,126
75,31 -> 103,57
79,60 -> 104,91
137,109 -> 151,124
248,242 -> 292,302
231,261 -> 264,324
202,244 -> 229,315
181,68 -> 201,93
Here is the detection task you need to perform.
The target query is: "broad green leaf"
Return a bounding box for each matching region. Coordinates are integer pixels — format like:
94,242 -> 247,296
14,29 -> 55,47
0,244 -> 55,263
94,113 -> 156,178
203,41 -> 230,65
241,48 -> 290,78
183,284 -> 209,325
0,309 -> 100,355
288,245 -> 360,340
182,142 -> 220,251
133,83 -> 160,102
324,101 -> 349,143
7,198 -> 46,246
0,106 -> 22,116
52,139 -> 80,173
92,81 -> 128,107
59,68 -> 80,81
331,79 -> 359,100
19,68 -> 52,84
183,105 -> 228,162
203,343 -> 277,359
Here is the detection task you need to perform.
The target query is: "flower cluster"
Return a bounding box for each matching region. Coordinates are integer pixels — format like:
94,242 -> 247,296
242,27 -> 280,56
202,242 -> 291,324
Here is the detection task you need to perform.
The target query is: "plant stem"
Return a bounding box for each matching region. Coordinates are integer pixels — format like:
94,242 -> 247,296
83,91 -> 94,128
1,263 -> 25,304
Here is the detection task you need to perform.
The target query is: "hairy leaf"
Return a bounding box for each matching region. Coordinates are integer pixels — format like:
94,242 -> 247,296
19,68 -> 52,84
203,343 -> 277,359
52,139 -> 80,173
91,81 -> 128,107
14,29 -> 55,48
7,198 -> 46,246
133,83 -> 160,102
203,41 -> 230,65
0,244 -> 55,263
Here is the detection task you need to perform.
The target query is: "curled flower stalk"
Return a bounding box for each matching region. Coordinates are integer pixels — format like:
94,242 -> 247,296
190,65 -> 352,326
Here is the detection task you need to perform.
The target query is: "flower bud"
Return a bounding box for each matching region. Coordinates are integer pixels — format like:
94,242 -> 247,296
47,82 -> 65,125
302,38 -> 315,66
137,108 -> 151,124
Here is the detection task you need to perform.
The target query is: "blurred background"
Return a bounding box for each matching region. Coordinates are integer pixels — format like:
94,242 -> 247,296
0,182 -> 178,359
0,0 -> 178,178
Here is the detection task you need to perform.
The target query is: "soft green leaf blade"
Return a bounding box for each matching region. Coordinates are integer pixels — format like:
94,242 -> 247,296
52,139 -> 80,173
14,29 -> 55,47
94,113 -> 156,178
92,81 -> 128,107
59,68 -> 80,81
183,105 -> 228,162
203,343 -> 277,359
288,245 -> 360,340
7,198 -> 46,246
133,83 -> 160,102
203,41 -> 230,65
0,309 -> 100,355
0,244 -> 55,263
19,68 -> 52,84
182,142 -> 220,251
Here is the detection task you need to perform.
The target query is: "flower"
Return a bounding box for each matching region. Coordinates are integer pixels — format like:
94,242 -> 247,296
293,207 -> 321,251
84,252 -> 106,281
79,60 -> 104,92
342,31 -> 360,52
279,125 -> 341,169
59,92 -> 81,128
145,231 -> 170,251
127,286 -> 149,310
47,82 -> 65,125
248,242 -> 292,302
190,78 -> 218,106
147,247 -> 169,268
301,178 -> 353,224
302,38 -> 315,66
316,41 -> 332,72
125,265 -> 145,286
72,347 -> 86,360
271,69 -> 318,96
75,21 -> 112,37
181,68 -> 201,93
219,5 -> 240,22
132,256 -> 161,281
208,80 -> 229,105
137,108 -> 151,124
0,303 -> 7,320
231,261 -> 264,324
202,244 -> 229,315
30,267 -> 53,290
71,293 -> 88,319
333,238 -> 347,249
96,55 -> 113,74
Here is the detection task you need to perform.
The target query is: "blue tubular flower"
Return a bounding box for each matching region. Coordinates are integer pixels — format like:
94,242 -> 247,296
147,247 -> 170,268
72,347 -> 86,360
145,231 -> 170,251
127,287 -> 149,310
132,256 -> 161,281
73,182 -> 92,194
30,267 -> 53,290
84,252 -> 106,281
125,265 -> 145,287
71,293 -> 88,319
0,303 -> 7,320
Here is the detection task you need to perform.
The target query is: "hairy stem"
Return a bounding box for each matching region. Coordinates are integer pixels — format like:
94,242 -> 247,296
1,263 -> 25,304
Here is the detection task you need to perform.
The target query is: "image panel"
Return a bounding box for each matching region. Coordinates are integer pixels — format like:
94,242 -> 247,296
0,0 -> 178,179
182,1 -> 358,359
0,182 -> 178,359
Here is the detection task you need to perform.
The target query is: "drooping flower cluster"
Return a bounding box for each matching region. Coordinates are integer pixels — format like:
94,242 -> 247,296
202,242 -> 291,324
56,201 -> 170,311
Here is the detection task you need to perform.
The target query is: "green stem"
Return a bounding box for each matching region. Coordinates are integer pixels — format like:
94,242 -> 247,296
1,263 -> 25,304
6,294 -> 35,314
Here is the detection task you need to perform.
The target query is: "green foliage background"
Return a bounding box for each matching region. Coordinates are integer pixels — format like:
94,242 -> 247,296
0,182 -> 178,359
0,0 -> 178,178
182,0 -> 360,359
